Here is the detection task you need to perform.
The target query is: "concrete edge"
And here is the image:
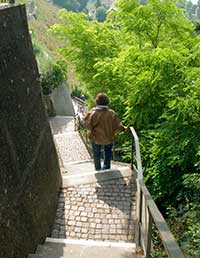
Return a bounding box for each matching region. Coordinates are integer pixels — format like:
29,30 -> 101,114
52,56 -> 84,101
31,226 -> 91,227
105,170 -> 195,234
61,167 -> 133,187
45,237 -> 136,249
63,159 -> 93,166
62,166 -> 130,179
49,116 -> 75,120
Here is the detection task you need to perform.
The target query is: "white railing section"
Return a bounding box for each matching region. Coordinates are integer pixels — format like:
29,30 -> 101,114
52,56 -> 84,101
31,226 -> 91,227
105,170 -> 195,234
130,127 -> 143,180
130,126 -> 185,258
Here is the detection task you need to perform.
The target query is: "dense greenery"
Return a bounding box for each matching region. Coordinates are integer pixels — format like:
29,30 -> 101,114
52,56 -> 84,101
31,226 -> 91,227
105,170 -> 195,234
51,0 -> 200,256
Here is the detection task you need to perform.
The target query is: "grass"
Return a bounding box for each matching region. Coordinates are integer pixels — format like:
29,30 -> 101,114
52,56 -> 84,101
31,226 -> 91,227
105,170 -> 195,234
16,0 -> 62,58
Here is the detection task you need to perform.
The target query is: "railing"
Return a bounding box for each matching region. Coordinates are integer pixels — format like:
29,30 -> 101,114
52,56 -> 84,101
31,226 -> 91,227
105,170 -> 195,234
74,112 -> 93,156
72,96 -> 87,132
130,126 -> 185,258
72,96 -> 87,115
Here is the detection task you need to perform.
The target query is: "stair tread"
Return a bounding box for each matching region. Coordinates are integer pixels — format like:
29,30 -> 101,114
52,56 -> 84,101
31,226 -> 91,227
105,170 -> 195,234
36,240 -> 135,258
62,161 -> 132,187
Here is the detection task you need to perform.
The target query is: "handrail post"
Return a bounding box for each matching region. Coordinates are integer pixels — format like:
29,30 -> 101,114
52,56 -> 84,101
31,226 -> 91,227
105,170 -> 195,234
131,134 -> 134,170
138,188 -> 143,247
74,114 -> 77,131
146,209 -> 153,258
130,127 -> 143,179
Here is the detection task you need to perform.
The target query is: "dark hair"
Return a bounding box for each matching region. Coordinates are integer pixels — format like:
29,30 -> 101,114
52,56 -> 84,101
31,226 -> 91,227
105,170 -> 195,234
95,93 -> 110,105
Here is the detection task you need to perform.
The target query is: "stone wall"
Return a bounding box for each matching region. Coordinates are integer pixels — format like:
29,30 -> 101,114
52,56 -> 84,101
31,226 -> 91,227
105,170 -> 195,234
0,5 -> 62,258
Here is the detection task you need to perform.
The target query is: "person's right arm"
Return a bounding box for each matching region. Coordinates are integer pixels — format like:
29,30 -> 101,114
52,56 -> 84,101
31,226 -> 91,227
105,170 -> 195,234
113,113 -> 127,132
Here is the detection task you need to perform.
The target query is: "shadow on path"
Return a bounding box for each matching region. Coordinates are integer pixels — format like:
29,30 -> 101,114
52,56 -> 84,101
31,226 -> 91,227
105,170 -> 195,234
94,170 -> 134,216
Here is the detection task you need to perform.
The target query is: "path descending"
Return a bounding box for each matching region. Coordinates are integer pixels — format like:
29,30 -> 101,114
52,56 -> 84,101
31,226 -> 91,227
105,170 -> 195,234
49,116 -> 91,165
28,115 -> 136,258
52,175 -> 136,242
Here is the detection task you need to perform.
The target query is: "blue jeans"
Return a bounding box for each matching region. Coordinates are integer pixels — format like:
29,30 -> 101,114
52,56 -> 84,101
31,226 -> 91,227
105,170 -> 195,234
92,142 -> 113,170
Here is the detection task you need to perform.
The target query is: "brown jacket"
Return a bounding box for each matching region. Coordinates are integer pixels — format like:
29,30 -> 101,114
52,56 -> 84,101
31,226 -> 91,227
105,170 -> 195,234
83,107 -> 126,145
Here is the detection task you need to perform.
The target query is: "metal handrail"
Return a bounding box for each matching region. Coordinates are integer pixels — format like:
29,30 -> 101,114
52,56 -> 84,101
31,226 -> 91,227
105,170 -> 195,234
72,95 -> 85,105
130,127 -> 143,180
130,126 -> 185,258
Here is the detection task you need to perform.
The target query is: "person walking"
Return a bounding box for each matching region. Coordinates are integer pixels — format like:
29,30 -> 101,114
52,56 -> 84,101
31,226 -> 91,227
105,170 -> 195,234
83,93 -> 127,171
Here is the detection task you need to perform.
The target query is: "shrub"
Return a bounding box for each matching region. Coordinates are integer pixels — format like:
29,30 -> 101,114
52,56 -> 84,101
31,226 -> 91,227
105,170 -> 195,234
40,61 -> 67,95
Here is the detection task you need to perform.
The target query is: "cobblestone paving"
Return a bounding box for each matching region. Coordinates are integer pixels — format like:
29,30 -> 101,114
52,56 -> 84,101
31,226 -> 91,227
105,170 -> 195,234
51,176 -> 136,242
54,132 -> 91,163
49,116 -> 91,164
49,116 -> 75,134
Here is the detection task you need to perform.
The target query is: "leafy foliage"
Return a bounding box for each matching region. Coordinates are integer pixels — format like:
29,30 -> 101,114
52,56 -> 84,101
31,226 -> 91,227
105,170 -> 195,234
32,36 -> 67,95
40,61 -> 67,95
166,173 -> 200,256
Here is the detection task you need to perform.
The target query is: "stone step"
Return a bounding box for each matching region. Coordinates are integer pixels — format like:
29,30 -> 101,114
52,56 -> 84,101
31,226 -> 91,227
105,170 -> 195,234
35,238 -> 135,258
62,161 -> 133,187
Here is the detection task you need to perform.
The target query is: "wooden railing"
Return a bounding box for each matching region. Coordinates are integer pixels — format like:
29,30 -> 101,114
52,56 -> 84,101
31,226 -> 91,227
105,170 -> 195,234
130,126 -> 185,258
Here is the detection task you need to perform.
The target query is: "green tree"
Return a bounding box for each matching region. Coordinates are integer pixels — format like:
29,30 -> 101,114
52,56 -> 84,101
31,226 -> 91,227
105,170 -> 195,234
50,10 -> 122,101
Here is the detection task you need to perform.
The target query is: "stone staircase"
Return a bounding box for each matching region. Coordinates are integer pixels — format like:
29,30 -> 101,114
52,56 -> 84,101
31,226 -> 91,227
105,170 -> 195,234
27,116 -> 137,258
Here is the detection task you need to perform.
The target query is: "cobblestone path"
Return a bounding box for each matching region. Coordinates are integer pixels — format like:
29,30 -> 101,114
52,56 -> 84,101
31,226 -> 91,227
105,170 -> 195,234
49,116 -> 91,165
51,176 -> 136,242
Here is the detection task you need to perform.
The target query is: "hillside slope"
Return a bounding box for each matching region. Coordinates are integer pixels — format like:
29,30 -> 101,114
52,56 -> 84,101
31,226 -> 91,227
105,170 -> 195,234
17,0 -> 61,57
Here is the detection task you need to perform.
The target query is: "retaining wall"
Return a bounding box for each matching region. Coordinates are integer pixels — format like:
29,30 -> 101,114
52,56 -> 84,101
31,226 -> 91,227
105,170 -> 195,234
0,5 -> 62,258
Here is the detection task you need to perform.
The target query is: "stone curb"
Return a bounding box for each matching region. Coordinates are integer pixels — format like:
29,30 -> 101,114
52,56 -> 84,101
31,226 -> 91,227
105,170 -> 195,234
62,167 -> 133,187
